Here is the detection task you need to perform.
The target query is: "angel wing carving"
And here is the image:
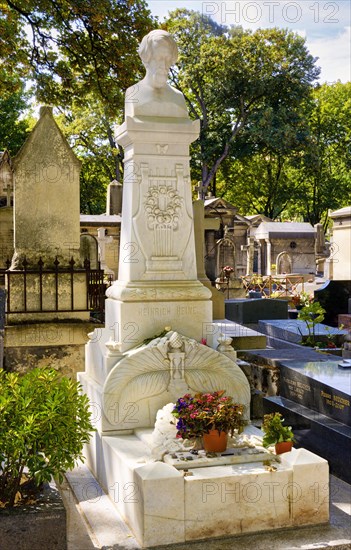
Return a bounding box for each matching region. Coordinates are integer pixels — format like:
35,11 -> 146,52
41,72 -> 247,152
102,333 -> 251,429
103,346 -> 170,425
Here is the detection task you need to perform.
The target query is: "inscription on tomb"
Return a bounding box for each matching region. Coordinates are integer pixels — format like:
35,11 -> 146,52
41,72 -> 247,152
137,304 -> 198,318
176,305 -> 198,316
284,377 -> 311,401
320,390 -> 350,411
280,363 -> 351,426
138,306 -> 171,317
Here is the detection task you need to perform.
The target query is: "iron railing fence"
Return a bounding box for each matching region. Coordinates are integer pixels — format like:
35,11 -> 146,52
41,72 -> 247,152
4,256 -> 109,317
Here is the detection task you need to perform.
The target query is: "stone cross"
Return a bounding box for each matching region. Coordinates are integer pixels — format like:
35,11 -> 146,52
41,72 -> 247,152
194,182 -> 207,200
241,237 -> 255,275
3,183 -> 12,206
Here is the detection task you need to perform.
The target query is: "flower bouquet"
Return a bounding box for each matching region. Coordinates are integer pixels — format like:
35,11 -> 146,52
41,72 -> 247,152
172,391 -> 245,442
291,291 -> 313,309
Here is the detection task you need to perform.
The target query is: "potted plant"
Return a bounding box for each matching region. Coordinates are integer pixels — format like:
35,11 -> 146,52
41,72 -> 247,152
172,390 -> 245,453
0,368 -> 94,548
262,412 -> 294,454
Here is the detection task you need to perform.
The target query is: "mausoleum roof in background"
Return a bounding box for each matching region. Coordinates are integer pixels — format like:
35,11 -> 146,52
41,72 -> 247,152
330,206 -> 351,218
254,221 -> 315,240
204,197 -> 237,211
245,214 -> 272,223
80,214 -> 122,226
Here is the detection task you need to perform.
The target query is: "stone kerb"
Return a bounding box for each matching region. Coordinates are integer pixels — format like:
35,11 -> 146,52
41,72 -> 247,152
98,432 -> 330,548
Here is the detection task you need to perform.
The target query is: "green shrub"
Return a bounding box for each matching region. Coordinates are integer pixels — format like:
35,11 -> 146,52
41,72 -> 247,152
0,368 -> 94,508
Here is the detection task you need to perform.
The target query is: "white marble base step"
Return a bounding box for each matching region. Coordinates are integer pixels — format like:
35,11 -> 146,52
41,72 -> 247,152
85,426 -> 330,548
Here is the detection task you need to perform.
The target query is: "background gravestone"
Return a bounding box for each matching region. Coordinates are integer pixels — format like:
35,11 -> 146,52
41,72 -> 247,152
314,280 -> 351,326
12,106 -> 81,269
7,106 -> 89,323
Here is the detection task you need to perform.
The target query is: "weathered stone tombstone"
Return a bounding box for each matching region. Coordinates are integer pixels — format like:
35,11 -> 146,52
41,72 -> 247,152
106,179 -> 123,215
12,107 -> 81,269
193,199 -> 225,319
7,106 -> 89,322
3,107 -> 97,376
80,233 -> 98,269
276,250 -> 292,274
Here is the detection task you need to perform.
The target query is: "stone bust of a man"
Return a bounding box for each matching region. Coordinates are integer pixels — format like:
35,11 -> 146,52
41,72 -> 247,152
125,30 -> 188,119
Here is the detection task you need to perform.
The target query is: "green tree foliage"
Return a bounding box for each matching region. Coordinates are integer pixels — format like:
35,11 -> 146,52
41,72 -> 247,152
219,153 -> 297,219
0,3 -> 29,97
2,0 -> 155,110
218,82 -> 351,223
288,82 -> 351,227
165,9 -> 320,196
1,0 -> 155,211
56,95 -> 123,213
0,86 -> 32,155
217,99 -> 311,218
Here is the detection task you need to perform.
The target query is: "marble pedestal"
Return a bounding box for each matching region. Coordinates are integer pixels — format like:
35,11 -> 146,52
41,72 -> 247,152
105,116 -> 212,352
82,426 -> 329,548
104,293 -> 212,349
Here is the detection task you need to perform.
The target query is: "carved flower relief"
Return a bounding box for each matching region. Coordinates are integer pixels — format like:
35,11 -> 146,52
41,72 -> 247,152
145,185 -> 182,229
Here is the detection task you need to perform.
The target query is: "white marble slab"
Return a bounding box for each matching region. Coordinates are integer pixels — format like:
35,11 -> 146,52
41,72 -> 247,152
184,462 -> 293,540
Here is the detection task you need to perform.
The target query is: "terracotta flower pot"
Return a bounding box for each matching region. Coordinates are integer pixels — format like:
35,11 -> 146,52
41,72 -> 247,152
275,441 -> 293,455
203,430 -> 228,453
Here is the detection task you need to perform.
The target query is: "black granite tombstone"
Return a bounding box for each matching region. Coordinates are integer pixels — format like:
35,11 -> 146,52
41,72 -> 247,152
225,298 -> 288,324
278,361 -> 351,426
314,280 -> 351,326
263,359 -> 351,483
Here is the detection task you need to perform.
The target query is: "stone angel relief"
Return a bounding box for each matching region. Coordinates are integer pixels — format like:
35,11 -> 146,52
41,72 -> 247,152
102,332 -> 250,430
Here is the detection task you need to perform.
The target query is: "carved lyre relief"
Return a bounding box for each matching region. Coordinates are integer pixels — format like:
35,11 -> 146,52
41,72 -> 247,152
143,163 -> 184,260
